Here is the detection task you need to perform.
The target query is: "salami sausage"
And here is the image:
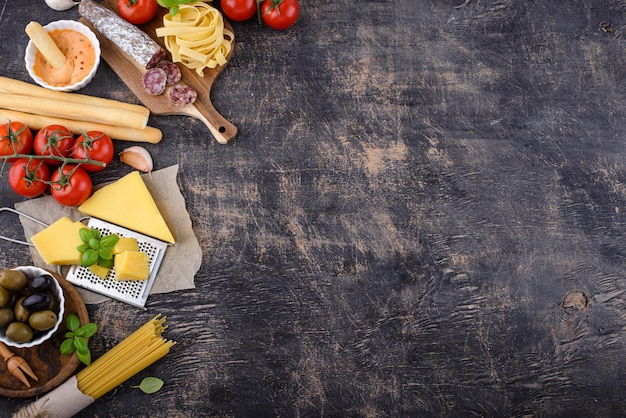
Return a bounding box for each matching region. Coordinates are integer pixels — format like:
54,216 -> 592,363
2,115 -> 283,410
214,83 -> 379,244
156,61 -> 182,86
142,68 -> 167,96
168,84 -> 198,107
79,0 -> 165,68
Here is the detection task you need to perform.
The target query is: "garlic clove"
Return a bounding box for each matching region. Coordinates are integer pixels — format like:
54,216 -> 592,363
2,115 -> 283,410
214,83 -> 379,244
45,0 -> 80,12
119,146 -> 153,174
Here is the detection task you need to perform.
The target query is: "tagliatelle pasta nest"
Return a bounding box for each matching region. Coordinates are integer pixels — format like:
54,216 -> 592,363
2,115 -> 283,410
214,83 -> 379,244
155,3 -> 234,76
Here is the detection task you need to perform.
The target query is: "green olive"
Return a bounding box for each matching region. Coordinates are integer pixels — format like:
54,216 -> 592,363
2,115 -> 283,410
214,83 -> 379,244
13,296 -> 31,323
0,307 -> 14,328
5,322 -> 33,343
0,269 -> 27,291
29,310 -> 58,331
0,286 -> 9,307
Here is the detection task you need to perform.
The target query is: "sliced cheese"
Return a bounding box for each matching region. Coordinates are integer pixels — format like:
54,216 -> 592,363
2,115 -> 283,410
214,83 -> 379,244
112,237 -> 139,255
88,264 -> 111,279
114,250 -> 150,281
30,217 -> 86,265
77,171 -> 175,244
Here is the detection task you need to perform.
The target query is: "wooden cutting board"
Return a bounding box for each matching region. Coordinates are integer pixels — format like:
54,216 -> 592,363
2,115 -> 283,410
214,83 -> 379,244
80,0 -> 237,144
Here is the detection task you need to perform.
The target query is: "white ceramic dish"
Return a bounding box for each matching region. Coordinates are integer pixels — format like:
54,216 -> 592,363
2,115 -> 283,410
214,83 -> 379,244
0,266 -> 65,349
24,20 -> 101,92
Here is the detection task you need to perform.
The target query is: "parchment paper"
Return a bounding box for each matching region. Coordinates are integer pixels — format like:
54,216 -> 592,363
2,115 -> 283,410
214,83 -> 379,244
14,164 -> 202,305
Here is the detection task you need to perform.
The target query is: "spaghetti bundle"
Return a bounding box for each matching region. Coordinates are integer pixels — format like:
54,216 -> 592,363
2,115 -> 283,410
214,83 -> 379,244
77,314 -> 174,399
156,3 -> 234,76
13,315 -> 174,418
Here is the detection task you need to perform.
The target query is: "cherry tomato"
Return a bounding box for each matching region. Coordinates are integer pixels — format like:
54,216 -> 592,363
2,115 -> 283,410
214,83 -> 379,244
0,121 -> 33,162
221,0 -> 257,22
50,164 -> 92,207
8,158 -> 50,198
117,0 -> 158,25
261,0 -> 299,30
33,125 -> 74,166
72,131 -> 114,172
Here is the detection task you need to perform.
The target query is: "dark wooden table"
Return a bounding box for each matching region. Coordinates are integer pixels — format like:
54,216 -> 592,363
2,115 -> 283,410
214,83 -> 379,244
1,0 -> 626,416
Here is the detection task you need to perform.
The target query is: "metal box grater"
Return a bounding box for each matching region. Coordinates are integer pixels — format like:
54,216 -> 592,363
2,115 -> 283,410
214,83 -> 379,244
65,217 -> 169,309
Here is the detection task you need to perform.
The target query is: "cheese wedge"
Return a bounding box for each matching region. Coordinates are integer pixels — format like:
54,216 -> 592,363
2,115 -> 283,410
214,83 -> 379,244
112,237 -> 139,254
31,217 -> 86,265
77,171 -> 175,243
88,264 -> 111,279
114,250 -> 150,281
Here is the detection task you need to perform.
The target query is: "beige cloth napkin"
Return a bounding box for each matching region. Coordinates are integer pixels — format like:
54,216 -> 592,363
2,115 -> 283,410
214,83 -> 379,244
14,164 -> 201,305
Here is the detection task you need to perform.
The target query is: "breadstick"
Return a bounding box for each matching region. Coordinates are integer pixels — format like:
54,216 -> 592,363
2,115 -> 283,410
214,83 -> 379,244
0,76 -> 149,118
25,21 -> 67,70
0,109 -> 162,144
0,93 -> 148,130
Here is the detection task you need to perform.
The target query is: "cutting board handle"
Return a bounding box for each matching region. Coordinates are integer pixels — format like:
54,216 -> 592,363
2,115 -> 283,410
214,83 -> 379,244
183,88 -> 237,144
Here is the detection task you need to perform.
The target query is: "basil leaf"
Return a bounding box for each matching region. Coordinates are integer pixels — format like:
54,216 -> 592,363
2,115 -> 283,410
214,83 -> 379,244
77,243 -> 90,253
81,249 -> 98,267
79,228 -> 92,243
77,347 -> 91,366
66,313 -> 81,331
100,234 -> 120,248
60,338 -> 76,355
74,336 -> 88,353
80,323 -> 99,338
133,377 -> 164,394
99,248 -> 113,260
100,258 -> 114,269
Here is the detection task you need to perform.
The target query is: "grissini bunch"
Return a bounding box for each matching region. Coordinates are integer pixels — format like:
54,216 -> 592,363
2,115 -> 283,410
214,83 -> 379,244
12,315 -> 174,418
0,76 -> 162,143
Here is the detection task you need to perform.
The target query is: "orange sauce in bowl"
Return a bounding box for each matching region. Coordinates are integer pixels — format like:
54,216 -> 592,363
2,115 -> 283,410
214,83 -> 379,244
33,29 -> 96,87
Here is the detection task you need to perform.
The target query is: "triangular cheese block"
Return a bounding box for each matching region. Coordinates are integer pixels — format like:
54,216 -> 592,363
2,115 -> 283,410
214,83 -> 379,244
78,171 -> 175,243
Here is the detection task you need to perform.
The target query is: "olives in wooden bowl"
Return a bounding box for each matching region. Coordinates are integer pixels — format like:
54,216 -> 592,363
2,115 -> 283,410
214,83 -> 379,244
0,266 -> 65,348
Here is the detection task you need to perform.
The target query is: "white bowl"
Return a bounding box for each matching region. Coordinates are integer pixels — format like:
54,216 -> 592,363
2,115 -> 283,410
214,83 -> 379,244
0,266 -> 65,348
25,20 -> 101,92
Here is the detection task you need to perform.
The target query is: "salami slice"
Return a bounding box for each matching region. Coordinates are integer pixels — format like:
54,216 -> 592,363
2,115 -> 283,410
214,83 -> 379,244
79,0 -> 165,68
168,84 -> 198,107
156,60 -> 182,86
142,68 -> 167,96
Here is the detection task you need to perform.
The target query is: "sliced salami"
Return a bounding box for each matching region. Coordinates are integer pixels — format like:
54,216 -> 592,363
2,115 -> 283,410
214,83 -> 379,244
142,68 -> 167,96
79,0 -> 165,68
168,84 -> 198,107
156,60 -> 182,86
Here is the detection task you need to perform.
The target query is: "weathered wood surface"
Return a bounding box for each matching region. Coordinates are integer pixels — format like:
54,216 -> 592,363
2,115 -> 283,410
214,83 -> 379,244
1,0 -> 626,416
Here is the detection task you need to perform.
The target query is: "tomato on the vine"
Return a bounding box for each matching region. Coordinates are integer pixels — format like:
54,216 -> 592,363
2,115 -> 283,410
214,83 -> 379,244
117,0 -> 158,25
8,158 -> 50,198
261,0 -> 299,30
221,0 -> 257,22
50,164 -> 92,207
0,121 -> 33,162
72,131 -> 114,172
33,125 -> 74,166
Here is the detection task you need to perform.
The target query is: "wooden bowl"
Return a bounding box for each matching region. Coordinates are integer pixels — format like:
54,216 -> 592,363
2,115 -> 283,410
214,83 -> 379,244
0,269 -> 88,398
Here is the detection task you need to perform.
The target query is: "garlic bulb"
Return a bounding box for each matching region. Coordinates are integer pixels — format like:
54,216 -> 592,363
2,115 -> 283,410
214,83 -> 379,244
45,0 -> 80,11
119,146 -> 153,174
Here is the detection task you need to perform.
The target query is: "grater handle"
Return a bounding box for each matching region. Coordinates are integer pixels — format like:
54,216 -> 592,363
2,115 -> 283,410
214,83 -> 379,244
0,207 -> 49,246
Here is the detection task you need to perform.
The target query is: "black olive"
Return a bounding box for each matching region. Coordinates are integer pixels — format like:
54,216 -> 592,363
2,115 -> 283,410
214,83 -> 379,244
21,292 -> 51,311
28,274 -> 54,293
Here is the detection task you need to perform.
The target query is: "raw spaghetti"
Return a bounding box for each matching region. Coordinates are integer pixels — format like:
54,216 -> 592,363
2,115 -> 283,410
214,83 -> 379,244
77,314 -> 174,399
12,314 -> 174,418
